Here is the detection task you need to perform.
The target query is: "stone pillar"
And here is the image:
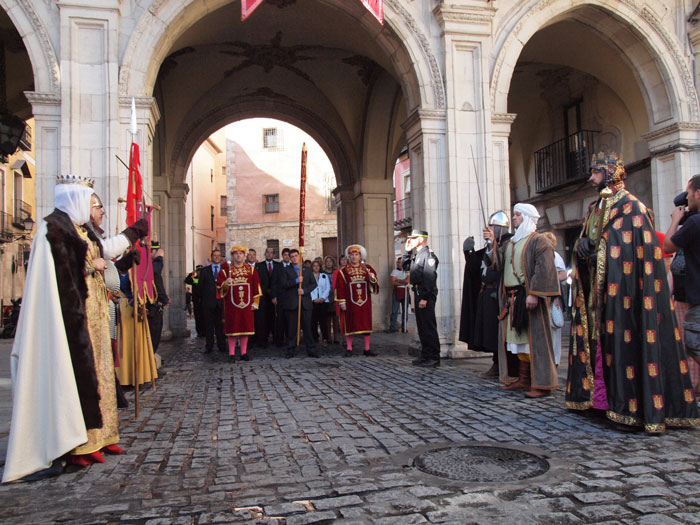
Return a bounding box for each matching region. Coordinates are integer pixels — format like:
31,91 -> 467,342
490,113 -> 517,217
57,1 -> 120,202
402,110 -> 455,355
351,179 -> 394,328
642,123 -> 700,231
334,186 -> 355,253
24,92 -> 61,220
166,183 -> 189,338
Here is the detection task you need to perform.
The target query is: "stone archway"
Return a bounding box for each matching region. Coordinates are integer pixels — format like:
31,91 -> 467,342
117,0 -> 447,337
1,0 -> 61,220
491,0 -> 700,231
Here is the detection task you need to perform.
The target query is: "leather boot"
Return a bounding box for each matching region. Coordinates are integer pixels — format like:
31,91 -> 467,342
479,362 -> 499,379
502,361 -> 531,390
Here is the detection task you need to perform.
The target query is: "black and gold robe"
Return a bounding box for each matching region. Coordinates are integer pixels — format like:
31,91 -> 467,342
566,187 -> 700,433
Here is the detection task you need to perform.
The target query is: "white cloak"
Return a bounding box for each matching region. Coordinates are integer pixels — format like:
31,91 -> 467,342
2,220 -> 88,483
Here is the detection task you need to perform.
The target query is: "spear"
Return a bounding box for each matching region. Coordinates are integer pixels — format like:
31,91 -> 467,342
128,97 -> 141,419
297,144 -> 307,346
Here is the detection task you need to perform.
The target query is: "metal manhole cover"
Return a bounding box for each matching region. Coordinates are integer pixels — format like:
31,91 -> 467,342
413,445 -> 549,482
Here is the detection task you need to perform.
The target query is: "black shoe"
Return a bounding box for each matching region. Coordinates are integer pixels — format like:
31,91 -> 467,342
241,354 -> 250,361
364,350 -> 378,357
228,354 -> 236,363
285,349 -> 295,359
411,357 -> 425,365
415,358 -> 440,368
205,347 -> 213,354
307,350 -> 320,358
344,350 -> 353,358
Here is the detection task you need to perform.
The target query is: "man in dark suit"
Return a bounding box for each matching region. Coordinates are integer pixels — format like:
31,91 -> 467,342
255,247 -> 279,348
272,248 -> 291,346
200,249 -> 227,354
278,248 -> 318,358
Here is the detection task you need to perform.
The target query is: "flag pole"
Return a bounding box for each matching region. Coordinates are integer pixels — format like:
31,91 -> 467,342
297,143 -> 307,346
129,97 -> 140,419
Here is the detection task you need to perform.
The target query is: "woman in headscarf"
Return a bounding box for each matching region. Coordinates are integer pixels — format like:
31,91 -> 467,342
3,176 -> 147,482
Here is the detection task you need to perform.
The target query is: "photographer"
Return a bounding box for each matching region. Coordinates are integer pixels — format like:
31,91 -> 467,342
664,174 -> 700,367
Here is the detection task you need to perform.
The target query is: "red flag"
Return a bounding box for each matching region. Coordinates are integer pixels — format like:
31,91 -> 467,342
126,142 -> 142,226
361,0 -> 384,24
241,0 -> 264,21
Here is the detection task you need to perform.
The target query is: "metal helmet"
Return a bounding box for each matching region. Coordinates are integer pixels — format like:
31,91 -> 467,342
489,211 -> 510,228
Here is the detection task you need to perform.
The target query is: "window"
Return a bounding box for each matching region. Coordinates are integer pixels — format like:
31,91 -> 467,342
263,128 -> 283,150
210,206 -> 214,231
263,193 -> 279,214
220,195 -> 227,216
267,239 -> 280,258
221,166 -> 226,177
263,128 -> 277,149
403,171 -> 411,195
218,243 -> 226,255
324,172 -> 335,212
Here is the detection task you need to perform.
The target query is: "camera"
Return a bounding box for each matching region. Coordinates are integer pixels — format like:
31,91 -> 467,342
674,191 -> 688,207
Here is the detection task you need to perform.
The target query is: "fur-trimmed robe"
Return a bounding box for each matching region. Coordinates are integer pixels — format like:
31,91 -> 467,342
45,209 -> 102,429
492,233 -> 560,390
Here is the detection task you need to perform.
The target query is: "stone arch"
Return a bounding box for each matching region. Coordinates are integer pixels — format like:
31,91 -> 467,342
490,0 -> 699,127
169,99 -> 357,191
1,0 -> 59,95
119,0 -> 442,112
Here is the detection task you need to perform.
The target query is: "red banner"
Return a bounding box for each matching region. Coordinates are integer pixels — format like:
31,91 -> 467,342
361,0 -> 384,24
241,0 -> 265,21
241,0 -> 383,25
126,142 -> 142,227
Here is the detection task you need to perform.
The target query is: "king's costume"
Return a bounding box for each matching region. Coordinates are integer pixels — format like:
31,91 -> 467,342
566,153 -> 700,433
217,260 -> 262,336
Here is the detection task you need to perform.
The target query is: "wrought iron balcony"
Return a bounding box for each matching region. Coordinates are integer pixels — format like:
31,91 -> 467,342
534,130 -> 599,193
12,199 -> 32,229
393,197 -> 412,230
0,212 -> 13,242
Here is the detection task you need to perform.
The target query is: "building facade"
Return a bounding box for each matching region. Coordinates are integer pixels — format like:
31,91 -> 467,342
3,0 -> 700,353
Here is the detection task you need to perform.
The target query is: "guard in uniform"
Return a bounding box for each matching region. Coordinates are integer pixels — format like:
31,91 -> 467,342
402,229 -> 440,367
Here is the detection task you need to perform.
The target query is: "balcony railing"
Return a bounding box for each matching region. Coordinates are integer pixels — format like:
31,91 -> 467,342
0,212 -> 13,243
13,200 -> 32,229
393,197 -> 412,231
535,130 -> 599,193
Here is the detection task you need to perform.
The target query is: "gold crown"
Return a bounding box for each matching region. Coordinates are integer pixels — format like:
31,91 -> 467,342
56,174 -> 95,188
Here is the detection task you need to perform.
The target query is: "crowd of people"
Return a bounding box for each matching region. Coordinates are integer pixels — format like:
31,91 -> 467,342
184,244 -> 387,360
4,154 -> 700,484
461,154 -> 700,433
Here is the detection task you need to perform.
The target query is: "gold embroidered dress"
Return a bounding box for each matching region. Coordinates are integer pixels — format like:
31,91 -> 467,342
73,225 -> 119,454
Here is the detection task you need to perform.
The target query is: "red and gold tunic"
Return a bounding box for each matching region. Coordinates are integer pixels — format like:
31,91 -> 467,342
335,263 -> 379,335
217,262 -> 262,336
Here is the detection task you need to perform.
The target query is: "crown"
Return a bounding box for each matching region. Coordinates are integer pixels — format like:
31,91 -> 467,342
56,174 -> 95,188
591,151 -> 623,167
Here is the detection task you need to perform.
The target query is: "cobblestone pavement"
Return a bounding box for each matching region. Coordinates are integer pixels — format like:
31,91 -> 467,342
1,329 -> 700,524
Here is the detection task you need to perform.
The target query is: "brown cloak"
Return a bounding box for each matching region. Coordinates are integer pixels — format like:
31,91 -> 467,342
493,233 -> 560,390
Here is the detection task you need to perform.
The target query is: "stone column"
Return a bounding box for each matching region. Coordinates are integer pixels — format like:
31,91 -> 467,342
642,123 -> 700,231
402,109 -> 455,355
351,179 -> 395,328
24,92 -> 61,220
57,1 -> 120,202
166,183 -> 189,338
333,186 -> 355,253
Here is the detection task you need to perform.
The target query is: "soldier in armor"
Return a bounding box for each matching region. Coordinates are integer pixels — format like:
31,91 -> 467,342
459,211 -> 516,379
402,230 -> 440,368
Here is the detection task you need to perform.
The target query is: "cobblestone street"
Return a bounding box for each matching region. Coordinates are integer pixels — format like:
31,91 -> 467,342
1,330 -> 700,524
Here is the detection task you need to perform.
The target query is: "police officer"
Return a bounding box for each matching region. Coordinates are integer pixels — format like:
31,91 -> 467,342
402,229 -> 440,367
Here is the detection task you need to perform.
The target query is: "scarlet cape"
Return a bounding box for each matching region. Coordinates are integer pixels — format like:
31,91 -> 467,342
217,262 -> 262,336
335,263 -> 379,335
566,189 -> 700,432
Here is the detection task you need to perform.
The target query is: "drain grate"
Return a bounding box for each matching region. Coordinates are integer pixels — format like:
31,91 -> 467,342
413,445 -> 549,482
